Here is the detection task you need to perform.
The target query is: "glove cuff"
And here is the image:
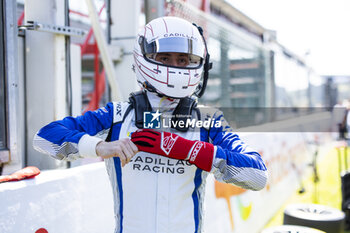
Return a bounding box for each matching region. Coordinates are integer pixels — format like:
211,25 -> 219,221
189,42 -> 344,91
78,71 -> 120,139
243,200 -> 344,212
187,141 -> 215,172
78,134 -> 103,158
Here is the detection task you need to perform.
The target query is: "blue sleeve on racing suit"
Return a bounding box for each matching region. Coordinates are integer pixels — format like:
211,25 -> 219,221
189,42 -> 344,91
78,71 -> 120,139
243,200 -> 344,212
33,103 -> 114,161
209,111 -> 268,191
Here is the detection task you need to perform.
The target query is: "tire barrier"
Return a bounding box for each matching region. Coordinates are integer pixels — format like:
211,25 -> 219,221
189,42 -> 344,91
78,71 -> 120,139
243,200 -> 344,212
261,224 -> 325,233
283,203 -> 345,233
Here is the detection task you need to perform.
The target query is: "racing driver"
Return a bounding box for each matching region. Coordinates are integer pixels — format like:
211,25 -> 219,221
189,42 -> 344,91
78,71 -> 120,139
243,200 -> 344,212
33,16 -> 268,233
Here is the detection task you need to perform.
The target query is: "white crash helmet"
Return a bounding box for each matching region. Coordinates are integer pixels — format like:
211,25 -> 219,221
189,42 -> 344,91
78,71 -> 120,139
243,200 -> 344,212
133,16 -> 210,99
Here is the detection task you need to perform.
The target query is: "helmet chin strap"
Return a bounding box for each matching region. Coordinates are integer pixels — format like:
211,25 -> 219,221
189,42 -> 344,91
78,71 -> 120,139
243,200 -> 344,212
141,81 -> 184,100
141,81 -> 169,99
140,81 -> 158,94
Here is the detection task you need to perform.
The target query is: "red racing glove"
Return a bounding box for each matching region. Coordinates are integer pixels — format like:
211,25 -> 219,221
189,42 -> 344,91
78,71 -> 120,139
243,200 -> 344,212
131,129 -> 215,171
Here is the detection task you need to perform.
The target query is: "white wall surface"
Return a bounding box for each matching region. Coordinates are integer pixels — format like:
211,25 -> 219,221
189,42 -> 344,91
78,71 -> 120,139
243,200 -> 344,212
0,163 -> 115,233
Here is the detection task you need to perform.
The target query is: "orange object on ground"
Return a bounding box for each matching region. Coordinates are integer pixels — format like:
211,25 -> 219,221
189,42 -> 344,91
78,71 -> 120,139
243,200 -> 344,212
0,166 -> 41,183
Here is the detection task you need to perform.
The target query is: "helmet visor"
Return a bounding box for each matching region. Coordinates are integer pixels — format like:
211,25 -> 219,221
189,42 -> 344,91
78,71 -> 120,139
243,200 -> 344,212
140,36 -> 205,68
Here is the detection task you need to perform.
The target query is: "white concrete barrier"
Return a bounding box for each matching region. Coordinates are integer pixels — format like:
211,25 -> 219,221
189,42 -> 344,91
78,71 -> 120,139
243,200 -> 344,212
0,162 -> 115,233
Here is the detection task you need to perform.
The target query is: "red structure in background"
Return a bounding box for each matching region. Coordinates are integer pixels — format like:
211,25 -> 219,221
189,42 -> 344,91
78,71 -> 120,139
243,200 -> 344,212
18,11 -> 25,26
18,4 -> 107,114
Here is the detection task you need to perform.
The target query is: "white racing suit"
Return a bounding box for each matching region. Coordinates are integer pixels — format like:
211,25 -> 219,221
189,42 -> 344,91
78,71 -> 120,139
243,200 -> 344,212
33,95 -> 268,233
